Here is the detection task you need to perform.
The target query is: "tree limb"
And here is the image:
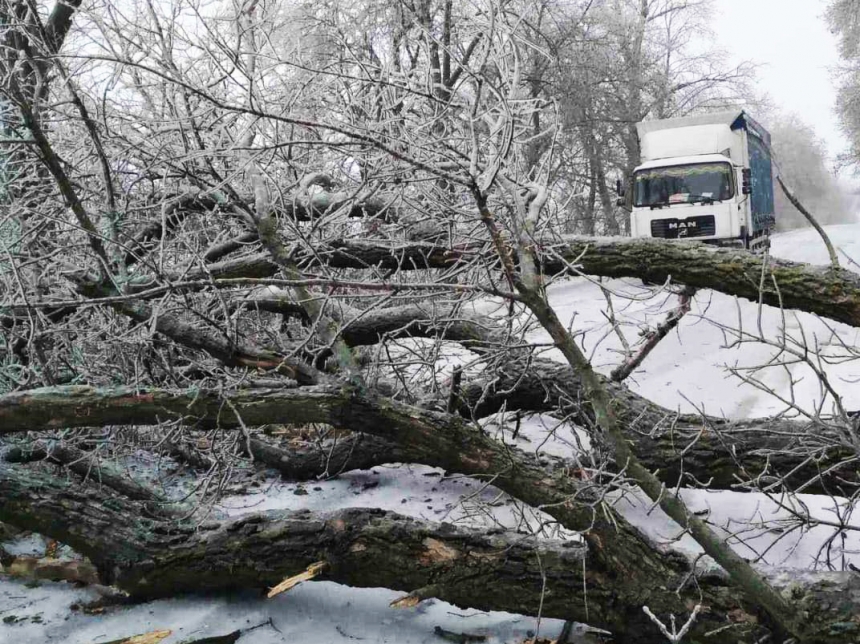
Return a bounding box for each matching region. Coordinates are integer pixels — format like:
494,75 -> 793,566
549,236 -> 860,330
155,236 -> 860,332
1,465 -> 858,643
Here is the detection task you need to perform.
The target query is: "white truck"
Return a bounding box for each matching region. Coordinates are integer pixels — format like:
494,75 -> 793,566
623,110 -> 775,250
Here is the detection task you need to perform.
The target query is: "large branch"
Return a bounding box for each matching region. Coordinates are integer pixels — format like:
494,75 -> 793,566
124,189 -> 402,267
2,465 -> 859,643
459,357 -> 860,495
2,440 -> 164,504
0,383 -> 710,624
163,236 -> 860,332
243,434 -> 406,480
222,358 -> 860,496
125,240 -> 467,292
73,278 -> 321,385
334,303 -> 507,349
549,237 -> 860,330
5,385 -> 860,639
2,368 -> 858,498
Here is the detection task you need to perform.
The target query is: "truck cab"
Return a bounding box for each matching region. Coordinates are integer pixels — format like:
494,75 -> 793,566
627,111 -> 775,251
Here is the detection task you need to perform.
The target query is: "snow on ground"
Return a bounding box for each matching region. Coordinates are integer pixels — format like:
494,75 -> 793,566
3,225 -> 860,643
0,577 -> 566,644
220,461 -> 568,537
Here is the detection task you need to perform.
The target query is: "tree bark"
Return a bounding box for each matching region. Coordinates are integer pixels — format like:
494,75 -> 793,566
459,357 -> 860,495
1,380 -> 857,496
1,377 -> 858,641
2,441 -> 165,503
1,466 -> 858,643
0,384 -> 730,640
547,237 -> 860,330
244,434 -> 408,480
148,236 -> 860,332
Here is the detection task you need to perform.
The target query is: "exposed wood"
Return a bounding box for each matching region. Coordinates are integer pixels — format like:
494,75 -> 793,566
266,561 -> 327,597
1,554 -> 100,585
94,630 -> 171,644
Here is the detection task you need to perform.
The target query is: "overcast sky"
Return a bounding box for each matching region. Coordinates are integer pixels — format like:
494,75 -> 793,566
712,0 -> 844,159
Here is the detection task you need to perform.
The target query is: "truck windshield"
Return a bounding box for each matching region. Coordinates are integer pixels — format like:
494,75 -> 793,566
633,163 -> 733,207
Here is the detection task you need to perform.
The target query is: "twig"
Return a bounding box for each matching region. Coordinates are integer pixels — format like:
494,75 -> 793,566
610,286 -> 695,382
776,175 -> 839,270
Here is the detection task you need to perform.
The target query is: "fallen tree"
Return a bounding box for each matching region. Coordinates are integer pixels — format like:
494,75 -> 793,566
2,2 -> 860,642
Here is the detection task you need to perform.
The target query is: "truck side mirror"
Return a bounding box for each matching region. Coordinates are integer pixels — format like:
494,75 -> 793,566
615,179 -> 625,197
742,168 -> 752,195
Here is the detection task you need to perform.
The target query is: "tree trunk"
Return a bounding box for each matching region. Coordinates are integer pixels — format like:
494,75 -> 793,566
548,236 -> 860,329
131,235 -> 860,332
592,147 -> 619,235
2,380 -> 857,496
2,466 -> 859,643
458,357 -> 860,496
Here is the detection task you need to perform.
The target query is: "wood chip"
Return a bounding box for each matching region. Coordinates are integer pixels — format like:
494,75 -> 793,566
94,629 -> 171,644
390,594 -> 422,608
266,561 -> 327,598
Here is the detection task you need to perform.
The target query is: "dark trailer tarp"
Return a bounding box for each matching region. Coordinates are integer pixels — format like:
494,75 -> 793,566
731,112 -> 775,233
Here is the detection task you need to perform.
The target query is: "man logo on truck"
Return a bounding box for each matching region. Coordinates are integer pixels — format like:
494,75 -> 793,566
667,222 -> 696,229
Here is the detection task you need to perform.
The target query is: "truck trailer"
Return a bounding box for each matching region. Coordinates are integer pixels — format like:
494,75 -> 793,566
625,110 -> 775,250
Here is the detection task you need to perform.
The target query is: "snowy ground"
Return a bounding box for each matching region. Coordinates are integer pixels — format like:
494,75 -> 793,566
3,225 -> 860,643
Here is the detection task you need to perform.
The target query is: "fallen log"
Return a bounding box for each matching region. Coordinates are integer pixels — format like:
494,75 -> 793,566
244,434 -> 404,480
460,357 -> 860,495
1,381 -> 857,497
2,466 -> 859,643
550,236 -> 860,330
144,236 -> 860,333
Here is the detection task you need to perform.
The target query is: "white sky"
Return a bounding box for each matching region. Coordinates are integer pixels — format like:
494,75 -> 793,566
712,0 -> 844,159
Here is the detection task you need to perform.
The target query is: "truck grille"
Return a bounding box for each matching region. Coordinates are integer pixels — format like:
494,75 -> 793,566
650,215 -> 715,239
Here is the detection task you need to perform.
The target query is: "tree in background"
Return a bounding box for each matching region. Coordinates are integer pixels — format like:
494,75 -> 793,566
828,0 -> 860,165
438,0 -> 756,237
768,112 -> 851,229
